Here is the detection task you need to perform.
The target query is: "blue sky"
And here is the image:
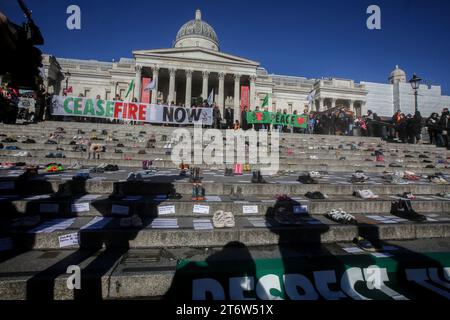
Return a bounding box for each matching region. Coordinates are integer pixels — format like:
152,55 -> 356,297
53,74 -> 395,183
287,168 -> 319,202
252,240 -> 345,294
1,0 -> 450,93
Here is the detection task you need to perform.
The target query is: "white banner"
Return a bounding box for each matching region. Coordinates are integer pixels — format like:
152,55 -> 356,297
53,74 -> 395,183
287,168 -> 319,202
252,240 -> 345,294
51,95 -> 213,125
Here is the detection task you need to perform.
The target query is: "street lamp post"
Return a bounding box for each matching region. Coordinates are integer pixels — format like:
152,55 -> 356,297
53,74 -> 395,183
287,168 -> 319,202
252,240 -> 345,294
409,73 -> 422,113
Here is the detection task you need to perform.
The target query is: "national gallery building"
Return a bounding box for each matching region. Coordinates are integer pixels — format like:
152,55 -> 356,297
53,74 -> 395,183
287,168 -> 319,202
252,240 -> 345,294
42,9 -> 450,120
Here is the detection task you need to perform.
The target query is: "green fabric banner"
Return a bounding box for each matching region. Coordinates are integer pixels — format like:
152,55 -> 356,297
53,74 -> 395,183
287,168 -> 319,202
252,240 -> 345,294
246,111 -> 308,128
170,252 -> 450,300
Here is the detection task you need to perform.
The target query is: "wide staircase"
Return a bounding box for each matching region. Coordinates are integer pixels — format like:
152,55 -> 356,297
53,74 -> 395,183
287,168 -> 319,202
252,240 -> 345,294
0,121 -> 449,300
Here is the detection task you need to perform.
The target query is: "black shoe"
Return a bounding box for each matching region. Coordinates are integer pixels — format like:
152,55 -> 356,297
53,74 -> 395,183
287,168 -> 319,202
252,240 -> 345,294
298,175 -> 318,184
391,200 -> 426,222
117,143 -> 125,147
251,171 -> 259,183
257,171 -> 267,183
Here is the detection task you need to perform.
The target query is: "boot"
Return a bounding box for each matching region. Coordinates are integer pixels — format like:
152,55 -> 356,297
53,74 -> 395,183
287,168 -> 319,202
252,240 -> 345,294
257,170 -> 267,183
192,185 -> 198,201
251,171 -> 259,183
198,185 -> 205,201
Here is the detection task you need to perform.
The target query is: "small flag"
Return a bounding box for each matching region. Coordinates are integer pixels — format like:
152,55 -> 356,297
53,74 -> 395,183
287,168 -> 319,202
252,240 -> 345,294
124,79 -> 135,99
307,90 -> 316,104
207,88 -> 214,105
261,94 -> 269,108
144,78 -> 156,91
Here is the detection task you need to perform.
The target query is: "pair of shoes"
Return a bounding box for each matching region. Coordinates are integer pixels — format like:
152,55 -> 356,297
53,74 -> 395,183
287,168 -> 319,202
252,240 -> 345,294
116,143 -> 125,147
45,140 -> 57,145
104,164 -> 119,172
391,199 -> 426,222
212,211 -> 235,228
138,150 -> 146,154
326,209 -> 357,224
189,167 -> 202,183
115,149 -> 123,154
353,190 -> 378,199
251,171 -> 267,183
298,174 -> 318,184
120,215 -> 143,228
429,175 -> 448,184
224,168 -> 234,176
304,191 -> 327,199
353,236 -> 377,252
21,138 -> 36,144
230,186 -> 244,200
127,172 -> 143,181
45,164 -> 64,173
399,192 -> 416,200
192,184 -> 205,201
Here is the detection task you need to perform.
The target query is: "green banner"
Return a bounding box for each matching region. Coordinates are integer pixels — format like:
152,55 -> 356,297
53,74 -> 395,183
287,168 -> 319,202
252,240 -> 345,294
168,252 -> 450,300
246,111 -> 308,128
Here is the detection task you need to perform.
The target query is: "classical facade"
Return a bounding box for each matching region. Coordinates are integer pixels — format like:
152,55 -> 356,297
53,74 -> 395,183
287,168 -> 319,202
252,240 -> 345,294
41,9 -> 450,119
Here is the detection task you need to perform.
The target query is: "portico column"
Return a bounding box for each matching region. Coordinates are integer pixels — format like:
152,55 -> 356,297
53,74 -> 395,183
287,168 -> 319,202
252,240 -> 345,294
249,75 -> 256,110
360,101 -> 366,116
134,65 -> 142,101
185,69 -> 193,107
234,74 -> 241,122
168,68 -> 177,105
331,98 -> 336,110
318,98 -> 324,112
151,66 -> 159,104
110,81 -> 117,98
202,71 -> 209,100
348,99 -> 354,112
218,72 -> 225,111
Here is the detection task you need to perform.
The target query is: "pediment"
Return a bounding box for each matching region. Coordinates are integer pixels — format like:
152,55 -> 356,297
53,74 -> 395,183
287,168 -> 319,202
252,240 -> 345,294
133,48 -> 259,67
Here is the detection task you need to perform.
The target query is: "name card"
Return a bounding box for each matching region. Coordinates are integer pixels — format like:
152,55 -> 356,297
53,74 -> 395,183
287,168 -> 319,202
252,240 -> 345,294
71,202 -> 90,213
58,233 -> 79,248
40,203 -> 59,213
0,238 -> 13,252
243,205 -> 258,214
193,205 -> 210,214
111,205 -> 129,215
0,181 -> 14,190
293,205 -> 308,214
158,205 -> 176,215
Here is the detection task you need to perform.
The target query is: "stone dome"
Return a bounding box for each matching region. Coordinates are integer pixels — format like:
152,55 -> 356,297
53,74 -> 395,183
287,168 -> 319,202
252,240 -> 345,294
389,65 -> 407,84
174,10 -> 220,51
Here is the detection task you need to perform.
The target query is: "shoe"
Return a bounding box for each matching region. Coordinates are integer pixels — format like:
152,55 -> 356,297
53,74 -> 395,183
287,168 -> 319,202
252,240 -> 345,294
223,212 -> 235,228
120,217 -> 132,228
213,211 -> 226,228
399,192 -> 416,200
326,209 -> 357,225
304,191 -> 326,199
298,175 -> 318,184
391,199 -> 426,222
251,171 -> 259,183
131,215 -> 143,227
353,236 -> 377,252
354,190 -> 378,199
192,185 -> 199,201
104,164 -> 119,172
197,186 -> 205,201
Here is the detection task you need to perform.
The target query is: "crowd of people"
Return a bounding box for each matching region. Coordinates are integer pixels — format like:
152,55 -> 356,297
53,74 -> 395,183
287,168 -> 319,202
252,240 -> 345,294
2,84 -> 450,149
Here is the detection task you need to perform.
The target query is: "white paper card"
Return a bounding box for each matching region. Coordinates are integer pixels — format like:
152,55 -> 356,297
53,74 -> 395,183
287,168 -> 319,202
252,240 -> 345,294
58,233 -> 79,248
193,205 -> 210,214
293,205 -> 308,214
205,196 -> 221,202
80,217 -> 113,230
71,202 -> 90,213
371,252 -> 393,258
243,205 -> 258,214
39,203 -> 59,213
111,205 -> 129,215
158,205 -> 176,215
0,238 -> 13,252
343,247 -> 364,253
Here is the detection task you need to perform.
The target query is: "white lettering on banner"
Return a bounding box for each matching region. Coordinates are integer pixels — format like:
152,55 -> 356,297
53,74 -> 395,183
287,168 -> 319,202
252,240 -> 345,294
406,269 -> 450,299
58,233 -> 79,248
158,205 -> 176,215
255,275 -> 283,300
40,203 -> 59,213
341,268 -> 371,300
193,205 -> 210,214
243,205 -> 258,214
66,265 -> 81,289
51,96 -> 213,125
313,270 -> 347,300
363,266 -> 408,300
111,205 -> 129,215
71,202 -> 90,213
229,277 -> 256,300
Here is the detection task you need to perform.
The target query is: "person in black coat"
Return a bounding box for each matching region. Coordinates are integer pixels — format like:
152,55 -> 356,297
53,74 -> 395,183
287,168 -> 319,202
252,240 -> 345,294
224,106 -> 233,129
426,113 -> 439,145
